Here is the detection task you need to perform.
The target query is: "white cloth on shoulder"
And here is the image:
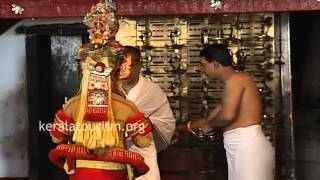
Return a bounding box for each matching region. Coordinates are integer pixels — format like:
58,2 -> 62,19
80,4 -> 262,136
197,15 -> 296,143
126,76 -> 176,180
223,125 -> 274,180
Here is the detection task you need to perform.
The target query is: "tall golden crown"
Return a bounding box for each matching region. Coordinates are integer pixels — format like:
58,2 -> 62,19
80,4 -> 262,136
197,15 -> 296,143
84,1 -> 118,46
80,0 -> 123,64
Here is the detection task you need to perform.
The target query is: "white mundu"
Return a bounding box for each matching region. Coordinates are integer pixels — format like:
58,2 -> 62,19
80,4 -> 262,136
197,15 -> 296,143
126,76 -> 176,180
223,125 -> 274,180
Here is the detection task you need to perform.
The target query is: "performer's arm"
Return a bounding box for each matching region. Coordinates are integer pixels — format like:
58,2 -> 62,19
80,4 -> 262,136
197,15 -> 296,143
126,112 -> 153,148
50,98 -> 76,143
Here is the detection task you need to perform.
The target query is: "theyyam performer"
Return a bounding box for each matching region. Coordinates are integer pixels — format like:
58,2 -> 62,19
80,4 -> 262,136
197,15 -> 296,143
48,1 -> 153,180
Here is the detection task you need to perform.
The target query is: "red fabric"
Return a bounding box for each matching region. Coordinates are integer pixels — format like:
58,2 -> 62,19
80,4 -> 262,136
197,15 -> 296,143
141,124 -> 152,136
50,124 -> 66,139
127,112 -> 144,124
57,109 -> 74,124
67,158 -> 76,172
48,144 -> 149,177
84,107 -> 108,121
69,168 -> 128,180
83,113 -> 108,121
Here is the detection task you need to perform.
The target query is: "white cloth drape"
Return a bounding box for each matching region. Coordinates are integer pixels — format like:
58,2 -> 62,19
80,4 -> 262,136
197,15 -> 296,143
126,76 -> 176,180
223,125 -> 275,180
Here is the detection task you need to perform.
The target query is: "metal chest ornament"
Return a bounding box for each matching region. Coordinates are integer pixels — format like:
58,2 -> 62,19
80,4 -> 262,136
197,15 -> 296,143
84,61 -> 113,121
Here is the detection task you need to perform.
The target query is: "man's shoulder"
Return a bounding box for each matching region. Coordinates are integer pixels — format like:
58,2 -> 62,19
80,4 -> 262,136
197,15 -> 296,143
64,96 -> 79,108
139,76 -> 164,92
62,96 -> 79,118
225,73 -> 255,91
137,76 -> 169,101
229,72 -> 254,83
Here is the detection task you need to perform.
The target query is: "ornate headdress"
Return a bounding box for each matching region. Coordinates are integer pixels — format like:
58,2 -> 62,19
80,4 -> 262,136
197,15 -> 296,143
73,0 -> 123,149
79,0 -> 123,62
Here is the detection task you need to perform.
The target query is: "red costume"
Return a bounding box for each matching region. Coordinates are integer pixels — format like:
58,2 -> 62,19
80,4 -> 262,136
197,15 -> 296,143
48,1 -> 153,179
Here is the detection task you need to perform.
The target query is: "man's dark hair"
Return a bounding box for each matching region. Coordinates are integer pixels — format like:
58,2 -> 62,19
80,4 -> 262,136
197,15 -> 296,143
124,46 -> 141,63
199,44 -> 233,66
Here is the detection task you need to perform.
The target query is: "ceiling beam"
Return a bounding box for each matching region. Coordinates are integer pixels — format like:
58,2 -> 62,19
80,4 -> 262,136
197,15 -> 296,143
0,0 -> 320,18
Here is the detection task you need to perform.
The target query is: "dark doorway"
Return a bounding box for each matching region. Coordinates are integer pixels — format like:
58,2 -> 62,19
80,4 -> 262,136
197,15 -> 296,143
290,11 -> 320,180
23,24 -> 87,180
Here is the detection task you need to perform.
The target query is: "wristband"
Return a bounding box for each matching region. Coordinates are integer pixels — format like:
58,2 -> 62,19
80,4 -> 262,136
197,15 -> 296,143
187,121 -> 198,136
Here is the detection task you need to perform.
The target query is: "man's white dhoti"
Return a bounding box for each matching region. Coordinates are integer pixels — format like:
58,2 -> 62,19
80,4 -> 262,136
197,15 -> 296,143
223,125 -> 274,180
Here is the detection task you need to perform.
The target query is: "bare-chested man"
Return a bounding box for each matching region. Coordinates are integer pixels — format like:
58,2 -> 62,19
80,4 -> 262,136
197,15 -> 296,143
188,44 -> 274,180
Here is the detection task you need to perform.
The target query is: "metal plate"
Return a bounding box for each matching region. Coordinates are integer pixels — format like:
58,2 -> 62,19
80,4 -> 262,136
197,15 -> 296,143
118,13 -> 276,141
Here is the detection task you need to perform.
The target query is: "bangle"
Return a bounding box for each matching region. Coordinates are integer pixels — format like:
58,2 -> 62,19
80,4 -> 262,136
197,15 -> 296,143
187,121 -> 198,136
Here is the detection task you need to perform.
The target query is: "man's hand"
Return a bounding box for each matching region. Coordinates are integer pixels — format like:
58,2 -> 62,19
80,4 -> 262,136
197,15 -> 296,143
170,121 -> 190,144
171,118 -> 208,142
175,122 -> 188,134
170,130 -> 182,145
200,123 -> 214,135
191,118 -> 209,130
